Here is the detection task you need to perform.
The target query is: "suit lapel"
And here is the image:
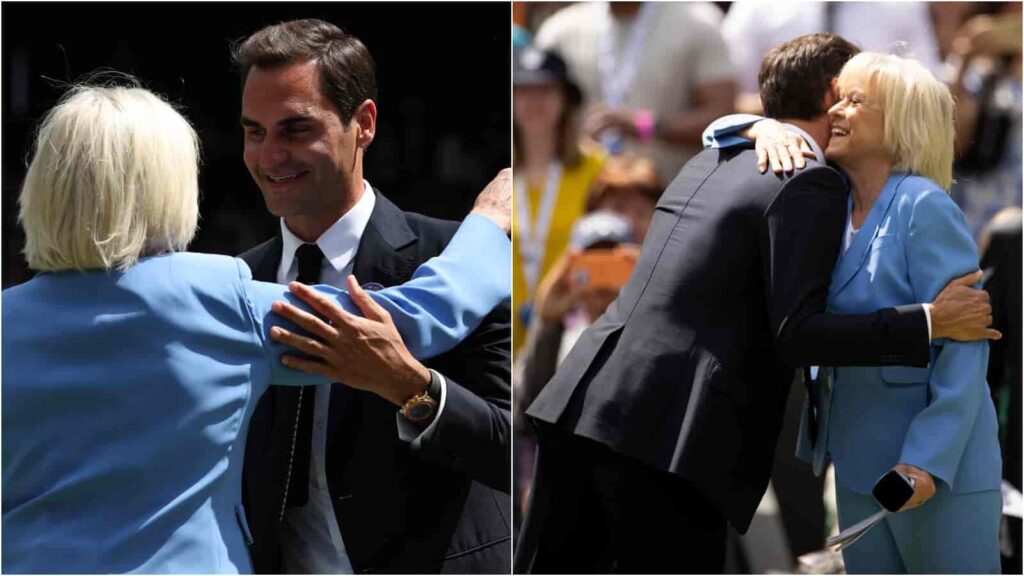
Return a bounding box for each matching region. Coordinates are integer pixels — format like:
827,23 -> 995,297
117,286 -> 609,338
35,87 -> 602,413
350,189 -> 419,285
829,173 -> 909,296
245,234 -> 283,283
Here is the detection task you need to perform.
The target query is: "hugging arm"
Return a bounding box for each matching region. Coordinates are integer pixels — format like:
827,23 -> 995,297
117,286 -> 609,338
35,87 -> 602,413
243,214 -> 511,386
701,113 -> 763,149
703,114 -> 813,173
763,168 -> 931,368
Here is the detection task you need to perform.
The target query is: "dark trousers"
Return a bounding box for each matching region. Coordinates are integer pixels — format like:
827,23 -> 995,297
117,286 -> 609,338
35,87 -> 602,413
514,426 -> 726,574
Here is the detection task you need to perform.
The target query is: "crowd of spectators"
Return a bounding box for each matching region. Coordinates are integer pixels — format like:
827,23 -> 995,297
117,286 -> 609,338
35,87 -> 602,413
512,2 -> 1022,573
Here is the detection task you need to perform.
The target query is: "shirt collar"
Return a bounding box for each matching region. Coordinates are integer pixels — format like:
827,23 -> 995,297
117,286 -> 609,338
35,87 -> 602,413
278,180 -> 377,281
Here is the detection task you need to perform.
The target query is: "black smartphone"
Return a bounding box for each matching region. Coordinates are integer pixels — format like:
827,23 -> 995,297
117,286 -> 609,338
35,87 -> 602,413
873,470 -> 916,512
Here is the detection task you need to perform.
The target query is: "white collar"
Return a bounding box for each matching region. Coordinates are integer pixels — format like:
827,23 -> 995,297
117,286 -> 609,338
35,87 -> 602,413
278,180 -> 377,280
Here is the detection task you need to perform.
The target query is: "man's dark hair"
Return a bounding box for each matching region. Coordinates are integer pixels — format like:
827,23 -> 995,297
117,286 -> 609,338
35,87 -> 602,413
233,18 -> 377,123
759,33 -> 860,120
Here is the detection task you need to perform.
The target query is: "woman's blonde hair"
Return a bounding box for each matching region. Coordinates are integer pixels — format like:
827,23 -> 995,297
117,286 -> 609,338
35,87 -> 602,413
19,82 -> 200,272
837,52 -> 955,190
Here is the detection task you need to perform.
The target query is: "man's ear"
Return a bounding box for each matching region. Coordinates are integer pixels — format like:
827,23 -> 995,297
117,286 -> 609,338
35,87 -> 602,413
353,99 -> 377,148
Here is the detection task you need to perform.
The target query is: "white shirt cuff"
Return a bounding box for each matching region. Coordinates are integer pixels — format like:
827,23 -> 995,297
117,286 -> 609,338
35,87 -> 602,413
396,369 -> 447,444
922,303 -> 933,342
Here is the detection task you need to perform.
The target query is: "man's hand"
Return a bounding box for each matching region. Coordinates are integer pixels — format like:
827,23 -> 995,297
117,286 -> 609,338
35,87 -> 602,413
471,168 -> 512,234
270,276 -> 431,407
746,118 -> 815,174
929,270 -> 1002,341
892,463 -> 937,512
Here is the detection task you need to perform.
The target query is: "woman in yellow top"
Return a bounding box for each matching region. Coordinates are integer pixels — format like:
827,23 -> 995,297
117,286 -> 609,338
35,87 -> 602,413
513,46 -> 604,352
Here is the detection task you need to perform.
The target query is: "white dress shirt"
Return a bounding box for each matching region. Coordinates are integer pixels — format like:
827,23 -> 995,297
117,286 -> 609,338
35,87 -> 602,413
275,181 -> 448,573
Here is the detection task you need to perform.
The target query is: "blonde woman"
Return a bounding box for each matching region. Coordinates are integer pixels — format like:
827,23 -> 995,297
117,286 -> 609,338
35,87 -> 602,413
814,52 -> 1001,574
731,52 -> 1002,573
1,84 -> 510,573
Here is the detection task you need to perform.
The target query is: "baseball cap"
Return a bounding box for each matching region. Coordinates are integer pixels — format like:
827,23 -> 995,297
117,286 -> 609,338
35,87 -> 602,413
514,46 -> 582,105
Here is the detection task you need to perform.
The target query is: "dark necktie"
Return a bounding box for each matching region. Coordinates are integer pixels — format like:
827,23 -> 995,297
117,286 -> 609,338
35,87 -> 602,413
286,243 -> 323,508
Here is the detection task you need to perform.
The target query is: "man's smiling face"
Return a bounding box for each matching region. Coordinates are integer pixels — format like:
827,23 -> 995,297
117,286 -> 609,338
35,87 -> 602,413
241,59 -> 359,236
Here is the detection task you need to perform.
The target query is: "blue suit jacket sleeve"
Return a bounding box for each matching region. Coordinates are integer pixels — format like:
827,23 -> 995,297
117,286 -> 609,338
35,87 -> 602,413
898,189 -> 988,490
702,113 -> 763,149
242,214 -> 511,386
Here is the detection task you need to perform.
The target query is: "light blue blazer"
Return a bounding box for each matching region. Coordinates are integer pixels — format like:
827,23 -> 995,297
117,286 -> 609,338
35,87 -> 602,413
1,215 -> 510,574
796,174 -> 1002,495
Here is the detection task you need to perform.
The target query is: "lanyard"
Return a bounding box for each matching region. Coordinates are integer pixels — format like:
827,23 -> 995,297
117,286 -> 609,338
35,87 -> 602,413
514,161 -> 563,294
599,2 -> 656,107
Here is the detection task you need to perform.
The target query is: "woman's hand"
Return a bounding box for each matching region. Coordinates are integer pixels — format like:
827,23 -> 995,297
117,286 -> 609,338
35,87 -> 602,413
471,168 -> 512,234
892,463 -> 937,511
746,119 -> 815,174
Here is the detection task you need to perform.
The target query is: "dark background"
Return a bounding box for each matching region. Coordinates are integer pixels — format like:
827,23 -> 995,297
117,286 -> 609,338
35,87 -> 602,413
2,2 -> 510,287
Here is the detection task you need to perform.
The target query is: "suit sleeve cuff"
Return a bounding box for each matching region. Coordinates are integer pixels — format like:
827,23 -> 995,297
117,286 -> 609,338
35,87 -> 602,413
396,369 -> 447,445
891,304 -> 932,366
701,113 -> 763,148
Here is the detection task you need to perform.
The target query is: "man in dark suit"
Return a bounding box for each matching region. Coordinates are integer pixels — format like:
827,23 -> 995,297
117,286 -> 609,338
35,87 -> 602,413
233,19 -> 511,573
515,33 -> 998,574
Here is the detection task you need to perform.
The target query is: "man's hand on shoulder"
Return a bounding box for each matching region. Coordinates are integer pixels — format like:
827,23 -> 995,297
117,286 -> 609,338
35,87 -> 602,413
929,270 -> 1002,342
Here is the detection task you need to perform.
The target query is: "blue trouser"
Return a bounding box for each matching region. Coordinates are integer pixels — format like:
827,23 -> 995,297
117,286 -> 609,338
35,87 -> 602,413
835,479 -> 1000,574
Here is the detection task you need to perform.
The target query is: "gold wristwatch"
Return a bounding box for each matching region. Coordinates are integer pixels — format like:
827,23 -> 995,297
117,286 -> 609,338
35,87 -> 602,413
399,369 -> 441,423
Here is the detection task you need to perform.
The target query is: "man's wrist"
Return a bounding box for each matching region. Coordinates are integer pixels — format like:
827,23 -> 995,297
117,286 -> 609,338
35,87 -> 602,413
926,301 -> 947,341
387,362 -> 432,406
398,368 -> 442,425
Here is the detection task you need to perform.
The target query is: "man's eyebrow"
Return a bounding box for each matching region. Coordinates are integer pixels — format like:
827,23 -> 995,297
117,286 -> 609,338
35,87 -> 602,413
239,115 -> 315,128
277,115 -> 315,127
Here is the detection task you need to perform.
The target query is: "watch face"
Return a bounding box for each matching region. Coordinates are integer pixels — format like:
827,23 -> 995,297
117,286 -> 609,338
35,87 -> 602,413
406,401 -> 435,421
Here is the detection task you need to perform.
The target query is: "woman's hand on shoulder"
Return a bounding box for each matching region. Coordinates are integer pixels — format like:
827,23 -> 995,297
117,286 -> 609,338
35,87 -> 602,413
747,119 -> 816,174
